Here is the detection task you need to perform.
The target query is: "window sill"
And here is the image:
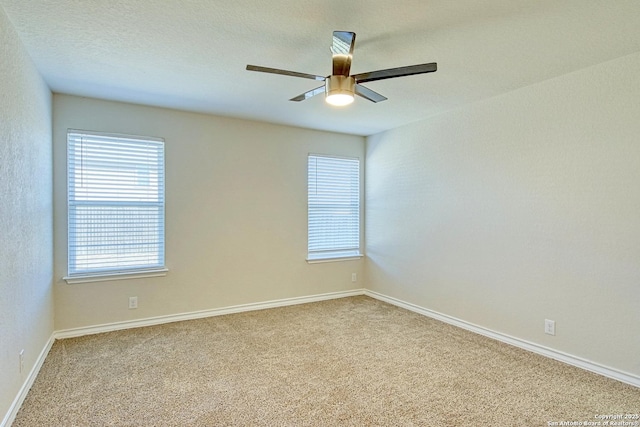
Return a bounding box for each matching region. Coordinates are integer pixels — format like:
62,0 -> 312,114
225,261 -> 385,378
306,253 -> 363,264
63,267 -> 169,284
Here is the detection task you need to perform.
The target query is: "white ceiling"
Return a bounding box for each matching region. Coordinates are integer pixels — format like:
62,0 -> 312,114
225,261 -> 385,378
2,0 -> 640,136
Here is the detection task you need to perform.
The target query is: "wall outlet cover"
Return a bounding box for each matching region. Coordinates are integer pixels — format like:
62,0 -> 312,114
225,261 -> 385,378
544,319 -> 556,336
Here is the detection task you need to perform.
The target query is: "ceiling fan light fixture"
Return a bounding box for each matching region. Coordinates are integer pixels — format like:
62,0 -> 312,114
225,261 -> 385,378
325,75 -> 355,106
326,93 -> 354,106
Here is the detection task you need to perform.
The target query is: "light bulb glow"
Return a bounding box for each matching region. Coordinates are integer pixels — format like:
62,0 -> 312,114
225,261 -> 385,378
325,93 -> 355,106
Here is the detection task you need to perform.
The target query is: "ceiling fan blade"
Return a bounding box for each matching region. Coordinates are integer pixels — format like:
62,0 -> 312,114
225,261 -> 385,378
290,85 -> 325,102
246,65 -> 326,81
353,62 -> 437,83
354,84 -> 387,103
331,31 -> 356,77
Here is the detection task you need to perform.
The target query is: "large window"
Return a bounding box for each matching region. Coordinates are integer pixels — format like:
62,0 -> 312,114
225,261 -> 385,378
66,130 -> 166,281
307,154 -> 361,262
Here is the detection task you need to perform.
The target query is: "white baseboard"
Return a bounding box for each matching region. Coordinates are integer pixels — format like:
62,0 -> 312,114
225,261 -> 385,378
55,289 -> 366,339
1,333 -> 55,427
364,289 -> 640,388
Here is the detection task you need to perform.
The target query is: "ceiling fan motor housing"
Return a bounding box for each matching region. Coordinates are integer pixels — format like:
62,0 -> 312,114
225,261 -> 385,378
325,75 -> 355,98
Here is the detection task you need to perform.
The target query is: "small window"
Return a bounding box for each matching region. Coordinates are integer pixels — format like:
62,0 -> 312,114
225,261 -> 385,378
66,130 -> 166,280
307,154 -> 361,262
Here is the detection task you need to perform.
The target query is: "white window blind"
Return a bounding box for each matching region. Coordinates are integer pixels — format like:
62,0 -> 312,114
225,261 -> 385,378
308,154 -> 361,261
67,130 -> 165,277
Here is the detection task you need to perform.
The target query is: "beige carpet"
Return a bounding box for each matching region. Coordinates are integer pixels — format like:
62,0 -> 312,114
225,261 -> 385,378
13,296 -> 639,426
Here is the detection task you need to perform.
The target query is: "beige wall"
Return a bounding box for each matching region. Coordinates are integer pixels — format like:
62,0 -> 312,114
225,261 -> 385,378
53,95 -> 365,330
366,52 -> 640,376
0,7 -> 53,421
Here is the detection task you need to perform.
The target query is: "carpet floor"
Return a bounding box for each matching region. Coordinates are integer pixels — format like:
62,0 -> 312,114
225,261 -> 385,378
13,296 -> 640,426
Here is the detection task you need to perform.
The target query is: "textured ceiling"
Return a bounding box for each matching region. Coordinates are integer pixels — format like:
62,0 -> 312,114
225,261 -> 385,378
2,0 -> 640,136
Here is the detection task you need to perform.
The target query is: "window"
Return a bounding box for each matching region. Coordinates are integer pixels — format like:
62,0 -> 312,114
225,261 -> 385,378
307,154 -> 361,262
66,130 -> 166,282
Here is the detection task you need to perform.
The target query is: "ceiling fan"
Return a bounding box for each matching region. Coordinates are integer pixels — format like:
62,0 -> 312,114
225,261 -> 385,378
246,31 -> 437,106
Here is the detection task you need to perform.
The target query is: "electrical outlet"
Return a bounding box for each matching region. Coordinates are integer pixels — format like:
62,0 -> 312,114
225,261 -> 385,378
129,296 -> 138,309
351,273 -> 357,283
19,349 -> 24,374
544,319 -> 556,336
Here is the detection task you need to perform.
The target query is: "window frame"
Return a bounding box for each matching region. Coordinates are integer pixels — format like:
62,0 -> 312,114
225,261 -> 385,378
64,129 -> 168,284
307,153 -> 363,263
